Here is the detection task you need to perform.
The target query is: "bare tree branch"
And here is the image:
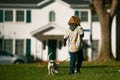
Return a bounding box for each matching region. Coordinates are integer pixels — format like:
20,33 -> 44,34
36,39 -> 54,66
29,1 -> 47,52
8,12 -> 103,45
110,0 -> 118,17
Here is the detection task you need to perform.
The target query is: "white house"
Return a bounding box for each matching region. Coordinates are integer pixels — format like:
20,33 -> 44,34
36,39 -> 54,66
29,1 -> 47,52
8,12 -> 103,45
0,0 -> 118,61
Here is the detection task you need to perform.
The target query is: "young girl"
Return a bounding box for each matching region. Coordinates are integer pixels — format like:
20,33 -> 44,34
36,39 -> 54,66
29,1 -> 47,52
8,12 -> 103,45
63,16 -> 84,74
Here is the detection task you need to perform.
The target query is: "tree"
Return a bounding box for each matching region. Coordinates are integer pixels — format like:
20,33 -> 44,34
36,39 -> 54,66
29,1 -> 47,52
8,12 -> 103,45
92,0 -> 119,62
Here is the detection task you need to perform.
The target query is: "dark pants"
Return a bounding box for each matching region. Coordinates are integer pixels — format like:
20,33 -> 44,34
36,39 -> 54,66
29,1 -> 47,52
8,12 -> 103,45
69,49 -> 83,73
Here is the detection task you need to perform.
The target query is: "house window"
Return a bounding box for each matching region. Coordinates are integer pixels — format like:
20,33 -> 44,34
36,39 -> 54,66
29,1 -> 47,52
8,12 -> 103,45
16,10 -> 24,22
81,11 -> 88,22
4,39 -> 13,52
5,10 -> 13,22
83,40 -> 88,60
15,39 -> 24,55
75,10 -> 88,22
49,11 -> 55,22
92,40 -> 99,60
0,9 -> 31,23
92,13 -> 99,22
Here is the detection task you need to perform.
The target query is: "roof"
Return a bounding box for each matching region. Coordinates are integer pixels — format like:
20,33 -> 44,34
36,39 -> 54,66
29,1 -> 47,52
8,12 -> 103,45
62,0 -> 90,5
0,0 -> 44,4
0,0 -> 90,4
31,22 -> 65,36
0,0 -> 54,9
0,0 -> 90,9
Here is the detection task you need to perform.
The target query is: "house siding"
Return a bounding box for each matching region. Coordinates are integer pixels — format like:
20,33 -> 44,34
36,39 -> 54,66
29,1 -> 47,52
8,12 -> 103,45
0,0 -> 117,61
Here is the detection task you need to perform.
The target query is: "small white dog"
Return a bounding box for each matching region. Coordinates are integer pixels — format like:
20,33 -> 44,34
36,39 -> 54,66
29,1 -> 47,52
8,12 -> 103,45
48,60 -> 59,75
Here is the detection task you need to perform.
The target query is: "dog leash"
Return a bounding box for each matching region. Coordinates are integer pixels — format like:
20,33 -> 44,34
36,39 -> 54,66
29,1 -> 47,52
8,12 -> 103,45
48,52 -> 53,60
60,57 -> 70,63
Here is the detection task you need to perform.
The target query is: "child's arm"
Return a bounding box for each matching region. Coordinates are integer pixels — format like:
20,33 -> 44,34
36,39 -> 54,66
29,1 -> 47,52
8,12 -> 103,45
80,27 -> 84,38
63,30 -> 69,46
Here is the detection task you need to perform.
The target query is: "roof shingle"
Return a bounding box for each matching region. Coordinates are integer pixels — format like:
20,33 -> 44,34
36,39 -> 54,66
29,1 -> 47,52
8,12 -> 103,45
62,0 -> 90,5
0,0 -> 90,5
0,0 -> 44,4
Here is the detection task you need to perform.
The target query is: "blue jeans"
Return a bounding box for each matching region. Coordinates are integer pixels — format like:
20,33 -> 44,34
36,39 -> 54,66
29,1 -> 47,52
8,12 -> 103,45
69,49 -> 83,73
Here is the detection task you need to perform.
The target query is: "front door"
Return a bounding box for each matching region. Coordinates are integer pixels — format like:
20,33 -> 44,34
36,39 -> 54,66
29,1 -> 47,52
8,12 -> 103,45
48,39 -> 57,60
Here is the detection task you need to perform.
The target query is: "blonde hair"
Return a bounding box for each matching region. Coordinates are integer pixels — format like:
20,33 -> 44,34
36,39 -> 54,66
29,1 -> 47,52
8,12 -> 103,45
68,16 -> 80,26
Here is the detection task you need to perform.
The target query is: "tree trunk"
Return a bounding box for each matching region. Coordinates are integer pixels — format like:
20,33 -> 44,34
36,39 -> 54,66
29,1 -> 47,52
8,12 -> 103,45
92,0 -> 118,62
97,15 -> 114,62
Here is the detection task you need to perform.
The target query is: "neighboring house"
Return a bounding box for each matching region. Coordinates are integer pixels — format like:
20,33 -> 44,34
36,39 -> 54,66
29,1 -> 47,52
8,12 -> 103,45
0,0 -> 117,61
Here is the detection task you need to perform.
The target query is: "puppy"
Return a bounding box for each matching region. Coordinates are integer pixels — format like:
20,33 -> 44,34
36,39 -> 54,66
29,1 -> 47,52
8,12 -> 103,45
48,60 -> 59,75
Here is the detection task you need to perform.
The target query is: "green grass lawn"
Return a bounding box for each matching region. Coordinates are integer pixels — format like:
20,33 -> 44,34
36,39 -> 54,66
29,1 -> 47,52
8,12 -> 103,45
0,61 -> 120,80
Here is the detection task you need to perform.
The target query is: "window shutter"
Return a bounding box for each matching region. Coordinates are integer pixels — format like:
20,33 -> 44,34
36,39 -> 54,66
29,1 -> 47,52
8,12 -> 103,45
26,10 -> 31,23
0,10 -> 3,22
26,39 -> 31,56
75,10 -> 79,16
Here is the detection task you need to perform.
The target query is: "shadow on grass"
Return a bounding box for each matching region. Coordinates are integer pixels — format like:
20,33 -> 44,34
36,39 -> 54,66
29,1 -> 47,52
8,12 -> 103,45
59,65 -> 120,69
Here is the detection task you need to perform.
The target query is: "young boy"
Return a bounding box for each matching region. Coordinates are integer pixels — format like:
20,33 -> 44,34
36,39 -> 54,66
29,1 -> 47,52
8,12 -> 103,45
63,16 -> 84,74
